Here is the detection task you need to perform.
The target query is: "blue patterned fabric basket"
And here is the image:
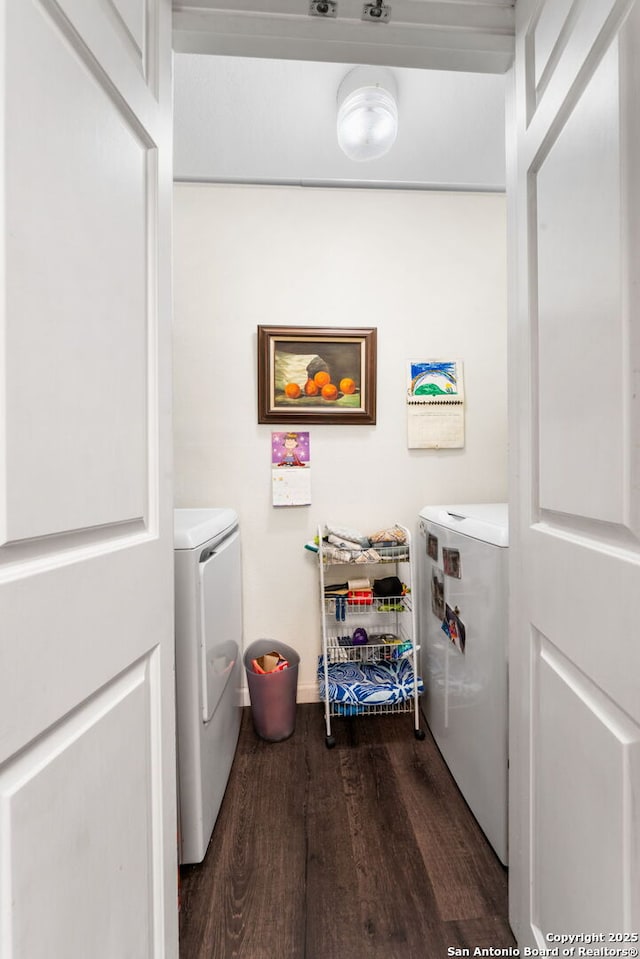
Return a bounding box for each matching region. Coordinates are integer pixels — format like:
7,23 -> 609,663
318,656 -> 423,706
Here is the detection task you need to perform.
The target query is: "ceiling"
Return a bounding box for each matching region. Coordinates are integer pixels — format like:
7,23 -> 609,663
173,0 -> 516,73
172,1 -> 511,189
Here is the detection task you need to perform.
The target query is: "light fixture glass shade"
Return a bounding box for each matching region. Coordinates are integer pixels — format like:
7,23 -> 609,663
337,68 -> 398,162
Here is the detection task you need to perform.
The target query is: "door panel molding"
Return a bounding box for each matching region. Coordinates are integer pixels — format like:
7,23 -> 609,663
0,520 -> 153,578
528,529 -> 640,724
535,514 -> 640,554
0,651 -> 166,958
0,0 -> 176,951
105,0 -> 146,67
45,0 -> 163,113
511,11 -> 640,938
531,631 -> 640,934
530,24 -> 640,537
534,40 -> 624,528
38,0 -> 159,139
529,0 -> 581,109
523,0 -> 632,160
4,0 -> 161,545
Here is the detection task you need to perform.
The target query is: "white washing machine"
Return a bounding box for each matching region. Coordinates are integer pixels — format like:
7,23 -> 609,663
174,508 -> 243,864
418,503 -> 509,864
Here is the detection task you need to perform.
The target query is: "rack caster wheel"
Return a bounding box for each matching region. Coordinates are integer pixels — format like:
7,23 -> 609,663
325,735 -> 336,749
414,728 -> 426,741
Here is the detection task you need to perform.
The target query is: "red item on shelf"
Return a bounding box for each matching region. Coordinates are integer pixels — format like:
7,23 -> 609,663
348,589 -> 374,606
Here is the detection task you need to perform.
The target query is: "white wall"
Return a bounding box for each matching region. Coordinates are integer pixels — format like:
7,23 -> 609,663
173,183 -> 508,699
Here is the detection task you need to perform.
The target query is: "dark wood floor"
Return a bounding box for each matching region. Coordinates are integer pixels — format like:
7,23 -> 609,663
179,704 -> 515,959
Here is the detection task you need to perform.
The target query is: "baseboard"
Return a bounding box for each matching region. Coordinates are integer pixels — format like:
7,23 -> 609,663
297,681 -> 320,704
241,681 -> 319,708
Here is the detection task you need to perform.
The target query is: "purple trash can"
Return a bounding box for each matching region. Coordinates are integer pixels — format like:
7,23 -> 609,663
244,640 -> 300,742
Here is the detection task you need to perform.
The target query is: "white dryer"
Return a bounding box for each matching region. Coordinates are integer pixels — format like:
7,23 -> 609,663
174,508 -> 243,864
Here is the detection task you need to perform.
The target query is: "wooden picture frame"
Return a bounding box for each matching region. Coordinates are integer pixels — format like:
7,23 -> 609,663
257,325 -> 377,425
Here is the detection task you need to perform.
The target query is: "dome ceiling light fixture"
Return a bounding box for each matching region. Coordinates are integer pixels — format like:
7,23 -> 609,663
336,66 -> 398,162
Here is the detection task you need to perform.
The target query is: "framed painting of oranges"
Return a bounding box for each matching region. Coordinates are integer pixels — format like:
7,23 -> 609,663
257,326 -> 377,425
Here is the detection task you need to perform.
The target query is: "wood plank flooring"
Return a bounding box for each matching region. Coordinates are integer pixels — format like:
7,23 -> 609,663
179,704 -> 515,959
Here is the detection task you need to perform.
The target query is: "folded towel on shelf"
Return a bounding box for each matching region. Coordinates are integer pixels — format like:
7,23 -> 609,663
317,656 -> 423,706
324,582 -> 349,596
353,548 -> 381,564
322,545 -> 355,564
368,525 -> 407,546
327,533 -> 366,551
324,525 -> 371,548
323,544 -> 382,564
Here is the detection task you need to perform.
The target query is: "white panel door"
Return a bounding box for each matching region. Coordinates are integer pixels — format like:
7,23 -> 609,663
0,1 -> 176,957
510,0 -> 640,945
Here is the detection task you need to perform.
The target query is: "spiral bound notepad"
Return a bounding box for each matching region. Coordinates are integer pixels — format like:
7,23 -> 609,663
407,399 -> 464,405
406,359 -> 465,449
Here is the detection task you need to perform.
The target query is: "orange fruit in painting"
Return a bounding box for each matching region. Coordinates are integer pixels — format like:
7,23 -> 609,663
321,383 -> 338,401
313,370 -> 331,388
339,377 -> 356,394
304,379 -> 319,396
284,382 -> 301,399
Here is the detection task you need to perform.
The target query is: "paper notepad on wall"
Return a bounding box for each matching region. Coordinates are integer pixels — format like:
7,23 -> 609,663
271,430 -> 312,506
406,359 -> 465,449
